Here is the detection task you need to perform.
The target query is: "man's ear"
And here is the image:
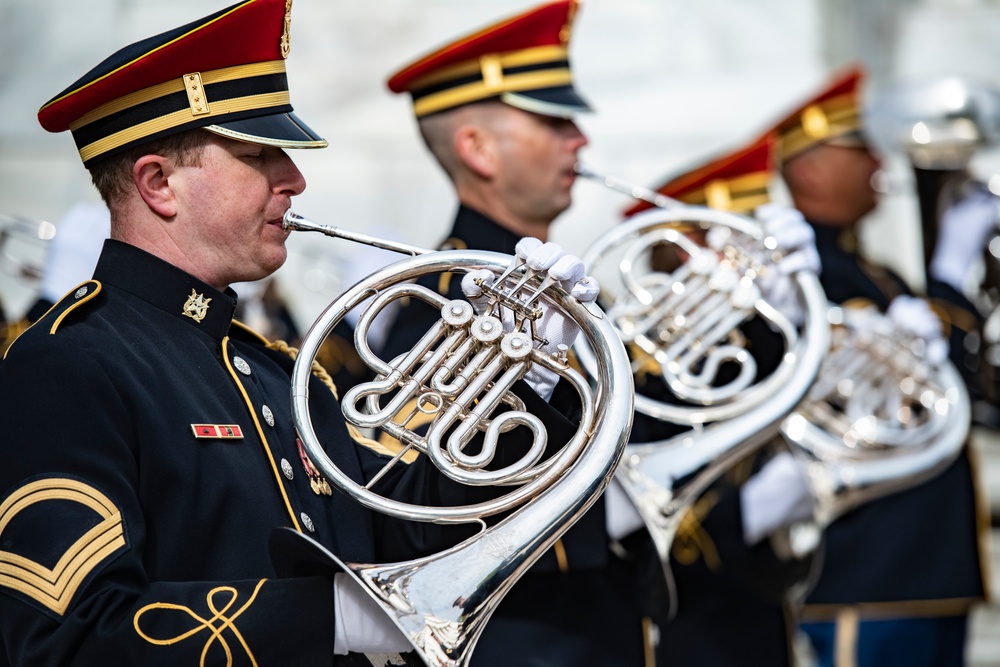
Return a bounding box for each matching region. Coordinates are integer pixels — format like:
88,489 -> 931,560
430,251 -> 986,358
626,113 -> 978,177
454,124 -> 497,179
133,154 -> 178,218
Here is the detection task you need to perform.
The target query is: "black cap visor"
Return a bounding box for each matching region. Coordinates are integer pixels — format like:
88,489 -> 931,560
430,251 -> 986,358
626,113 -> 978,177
501,85 -> 593,119
206,111 -> 327,149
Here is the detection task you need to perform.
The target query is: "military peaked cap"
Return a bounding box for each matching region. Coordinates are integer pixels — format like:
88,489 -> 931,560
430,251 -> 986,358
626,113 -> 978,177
37,0 -> 327,167
387,0 -> 591,119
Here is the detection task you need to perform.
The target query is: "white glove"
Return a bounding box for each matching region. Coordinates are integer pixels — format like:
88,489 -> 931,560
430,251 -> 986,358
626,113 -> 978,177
740,452 -> 815,546
461,239 -> 600,401
40,202 -> 110,303
333,573 -> 411,655
930,186 -> 1000,293
752,203 -> 821,326
604,478 -> 646,541
886,295 -> 949,365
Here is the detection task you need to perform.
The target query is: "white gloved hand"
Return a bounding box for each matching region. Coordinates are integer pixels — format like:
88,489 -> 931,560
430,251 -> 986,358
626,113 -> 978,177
333,573 -> 411,655
40,202 -> 110,303
930,186 -> 1000,293
740,452 -> 815,546
886,295 -> 949,365
604,478 -> 646,541
752,203 -> 821,326
460,239 -> 599,401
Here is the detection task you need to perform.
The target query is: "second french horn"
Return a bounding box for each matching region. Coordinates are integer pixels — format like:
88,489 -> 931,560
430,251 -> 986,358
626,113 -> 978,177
573,164 -> 830,592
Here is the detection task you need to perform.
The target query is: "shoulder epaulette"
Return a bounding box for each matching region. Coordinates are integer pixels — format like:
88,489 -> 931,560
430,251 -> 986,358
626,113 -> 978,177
3,281 -> 102,360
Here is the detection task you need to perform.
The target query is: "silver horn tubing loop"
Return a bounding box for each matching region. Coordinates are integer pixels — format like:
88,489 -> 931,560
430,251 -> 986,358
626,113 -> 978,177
291,248 -> 632,523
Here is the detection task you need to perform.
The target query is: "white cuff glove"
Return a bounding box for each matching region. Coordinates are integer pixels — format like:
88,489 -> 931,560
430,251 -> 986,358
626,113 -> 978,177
886,295 -> 949,365
752,203 -> 821,326
40,202 -> 110,303
740,452 -> 815,546
930,187 -> 999,293
604,478 -> 646,541
333,573 -> 411,656
461,239 -> 599,401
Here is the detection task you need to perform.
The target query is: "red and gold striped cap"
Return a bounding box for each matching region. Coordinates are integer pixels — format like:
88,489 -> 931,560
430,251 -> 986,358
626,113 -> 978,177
768,66 -> 866,164
624,134 -> 775,218
37,0 -> 327,168
387,0 -> 591,119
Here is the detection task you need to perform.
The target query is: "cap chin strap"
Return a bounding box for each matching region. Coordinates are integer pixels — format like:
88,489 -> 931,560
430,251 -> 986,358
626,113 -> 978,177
204,123 -> 329,149
500,92 -> 589,119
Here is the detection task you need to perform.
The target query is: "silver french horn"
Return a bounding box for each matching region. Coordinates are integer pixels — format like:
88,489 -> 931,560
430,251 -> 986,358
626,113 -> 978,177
781,302 -> 970,532
278,211 -> 633,667
573,164 -> 830,600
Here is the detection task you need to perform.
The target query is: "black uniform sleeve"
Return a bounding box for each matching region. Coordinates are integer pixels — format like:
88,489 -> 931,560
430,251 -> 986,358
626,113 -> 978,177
0,343 -> 336,666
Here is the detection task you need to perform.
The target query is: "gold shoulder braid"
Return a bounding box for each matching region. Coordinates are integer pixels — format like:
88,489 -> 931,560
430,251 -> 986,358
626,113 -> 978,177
267,339 -> 334,496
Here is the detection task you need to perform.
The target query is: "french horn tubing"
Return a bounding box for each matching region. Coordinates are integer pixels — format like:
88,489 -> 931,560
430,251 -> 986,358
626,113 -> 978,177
781,302 -> 971,531
573,164 -> 830,598
279,210 -> 633,667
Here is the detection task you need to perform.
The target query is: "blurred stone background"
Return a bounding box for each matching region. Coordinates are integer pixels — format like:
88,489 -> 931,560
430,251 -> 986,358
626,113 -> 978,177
0,0 -> 998,663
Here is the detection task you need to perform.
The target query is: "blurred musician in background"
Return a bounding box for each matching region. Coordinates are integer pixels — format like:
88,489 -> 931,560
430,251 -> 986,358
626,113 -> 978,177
867,76 -> 1000,426
381,2 -> 660,664
768,66 -> 989,667
612,134 -> 820,667
0,202 -> 108,353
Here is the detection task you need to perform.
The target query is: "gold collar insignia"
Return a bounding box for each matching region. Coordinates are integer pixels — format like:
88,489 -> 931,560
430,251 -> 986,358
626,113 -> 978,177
182,289 -> 212,323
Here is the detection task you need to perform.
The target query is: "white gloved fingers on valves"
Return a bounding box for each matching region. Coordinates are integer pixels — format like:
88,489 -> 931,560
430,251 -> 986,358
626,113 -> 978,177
570,276 -> 600,303
333,573 -> 412,656
755,203 -> 810,245
605,478 -> 646,541
548,254 -> 600,302
886,295 -> 948,365
740,452 -> 815,546
758,275 -> 805,327
548,253 -> 585,288
514,236 -> 543,261
40,201 -> 111,304
887,295 -> 941,339
523,241 -> 566,271
775,243 -> 821,276
460,269 -> 496,315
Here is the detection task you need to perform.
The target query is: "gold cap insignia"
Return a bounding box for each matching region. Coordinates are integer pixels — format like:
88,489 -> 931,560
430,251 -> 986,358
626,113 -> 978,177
182,290 -> 212,323
280,0 -> 293,58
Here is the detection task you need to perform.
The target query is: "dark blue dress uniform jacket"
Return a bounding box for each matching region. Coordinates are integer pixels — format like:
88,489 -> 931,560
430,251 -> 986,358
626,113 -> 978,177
0,239 -> 573,666
801,223 -> 988,618
379,205 -> 651,667
628,318 -> 813,667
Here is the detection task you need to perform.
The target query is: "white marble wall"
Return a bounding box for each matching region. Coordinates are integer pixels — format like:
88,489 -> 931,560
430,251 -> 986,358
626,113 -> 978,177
2,0 -> 1000,327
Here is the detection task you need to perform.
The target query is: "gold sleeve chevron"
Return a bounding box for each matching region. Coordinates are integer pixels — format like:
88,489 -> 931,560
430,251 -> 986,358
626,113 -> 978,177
0,478 -> 126,615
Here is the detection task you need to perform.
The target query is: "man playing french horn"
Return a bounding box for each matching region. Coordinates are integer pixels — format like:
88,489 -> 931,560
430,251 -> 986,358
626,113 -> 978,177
380,2 -> 840,665
581,133 -> 827,667
770,67 -> 989,667
379,3 -> 662,664
0,2 -> 608,666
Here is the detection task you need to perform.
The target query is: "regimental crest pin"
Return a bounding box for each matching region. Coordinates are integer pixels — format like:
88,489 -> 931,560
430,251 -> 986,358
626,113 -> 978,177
182,289 -> 212,323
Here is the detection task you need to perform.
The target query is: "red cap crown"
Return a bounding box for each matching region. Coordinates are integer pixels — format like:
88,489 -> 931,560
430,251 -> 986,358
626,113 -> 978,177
387,1 -> 590,119
767,66 -> 866,163
38,0 -> 325,167
624,134 -> 775,218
